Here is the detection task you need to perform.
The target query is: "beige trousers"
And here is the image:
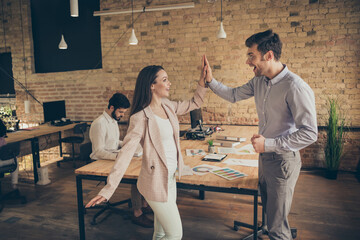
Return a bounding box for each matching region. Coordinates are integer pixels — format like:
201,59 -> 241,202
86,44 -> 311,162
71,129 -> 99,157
259,151 -> 301,240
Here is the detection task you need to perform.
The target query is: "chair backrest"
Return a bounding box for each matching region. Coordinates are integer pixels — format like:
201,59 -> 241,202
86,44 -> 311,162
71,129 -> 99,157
73,123 -> 88,134
0,142 -> 20,174
0,142 -> 20,160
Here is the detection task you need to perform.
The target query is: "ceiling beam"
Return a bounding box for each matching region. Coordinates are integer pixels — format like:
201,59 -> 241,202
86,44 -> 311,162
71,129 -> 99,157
93,2 -> 195,17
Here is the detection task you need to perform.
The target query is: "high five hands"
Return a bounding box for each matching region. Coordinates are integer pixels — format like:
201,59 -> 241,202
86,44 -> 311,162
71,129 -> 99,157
200,55 -> 265,153
199,55 -> 213,87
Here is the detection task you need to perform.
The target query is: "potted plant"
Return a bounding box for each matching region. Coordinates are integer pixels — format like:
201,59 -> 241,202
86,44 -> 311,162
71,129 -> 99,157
324,99 -> 346,179
207,139 -> 215,153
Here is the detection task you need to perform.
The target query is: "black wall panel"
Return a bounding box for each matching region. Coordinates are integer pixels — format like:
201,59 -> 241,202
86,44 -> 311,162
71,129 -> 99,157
31,0 -> 102,73
0,52 -> 15,97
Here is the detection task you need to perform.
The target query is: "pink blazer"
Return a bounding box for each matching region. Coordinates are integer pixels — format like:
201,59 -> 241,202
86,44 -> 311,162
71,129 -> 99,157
99,85 -> 207,202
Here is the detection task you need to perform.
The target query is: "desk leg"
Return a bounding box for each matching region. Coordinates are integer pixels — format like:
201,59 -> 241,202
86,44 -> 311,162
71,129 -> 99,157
31,137 -> 40,184
253,193 -> 258,239
59,132 -> 63,157
234,191 -> 263,240
76,175 -> 86,240
199,190 -> 205,200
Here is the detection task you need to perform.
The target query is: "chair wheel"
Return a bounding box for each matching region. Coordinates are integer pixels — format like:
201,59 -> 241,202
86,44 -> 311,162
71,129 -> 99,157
291,228 -> 297,239
233,225 -> 239,231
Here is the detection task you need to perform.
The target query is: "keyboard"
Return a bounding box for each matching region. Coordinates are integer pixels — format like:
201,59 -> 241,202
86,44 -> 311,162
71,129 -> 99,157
53,121 -> 73,126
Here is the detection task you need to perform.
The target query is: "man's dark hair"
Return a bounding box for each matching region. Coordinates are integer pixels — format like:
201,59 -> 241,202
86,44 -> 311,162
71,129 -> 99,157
245,29 -> 282,61
108,93 -> 130,110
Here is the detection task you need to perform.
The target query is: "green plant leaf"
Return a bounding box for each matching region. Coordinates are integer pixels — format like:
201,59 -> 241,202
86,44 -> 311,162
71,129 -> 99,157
324,98 -> 346,171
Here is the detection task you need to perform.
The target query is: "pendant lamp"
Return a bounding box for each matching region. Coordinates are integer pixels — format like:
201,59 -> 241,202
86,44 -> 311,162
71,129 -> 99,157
59,34 -> 68,49
217,0 -> 227,39
24,100 -> 30,114
129,0 -> 138,45
70,0 -> 79,17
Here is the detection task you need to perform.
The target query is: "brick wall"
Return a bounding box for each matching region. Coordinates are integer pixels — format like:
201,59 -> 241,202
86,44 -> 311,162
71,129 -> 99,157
0,0 -> 359,171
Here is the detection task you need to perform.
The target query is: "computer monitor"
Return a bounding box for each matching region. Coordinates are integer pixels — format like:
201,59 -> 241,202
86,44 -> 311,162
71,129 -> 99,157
43,100 -> 66,123
190,108 -> 203,129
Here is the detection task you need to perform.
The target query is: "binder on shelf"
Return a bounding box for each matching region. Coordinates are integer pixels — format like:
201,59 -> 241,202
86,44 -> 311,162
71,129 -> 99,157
216,135 -> 246,142
212,140 -> 241,148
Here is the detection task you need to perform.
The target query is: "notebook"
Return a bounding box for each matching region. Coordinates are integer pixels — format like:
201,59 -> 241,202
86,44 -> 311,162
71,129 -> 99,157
212,140 -> 241,148
202,153 -> 227,162
216,135 -> 246,142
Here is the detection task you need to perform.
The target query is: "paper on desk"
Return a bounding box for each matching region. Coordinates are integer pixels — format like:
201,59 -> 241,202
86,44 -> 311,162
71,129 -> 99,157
217,147 -> 236,154
176,165 -> 194,176
192,164 -> 221,175
236,144 -> 256,155
218,145 -> 257,155
223,158 -> 258,167
20,126 -> 40,131
186,149 -> 206,156
211,167 -> 247,180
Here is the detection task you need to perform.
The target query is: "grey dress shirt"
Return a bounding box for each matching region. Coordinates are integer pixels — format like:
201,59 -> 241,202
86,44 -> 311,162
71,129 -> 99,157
208,65 -> 318,154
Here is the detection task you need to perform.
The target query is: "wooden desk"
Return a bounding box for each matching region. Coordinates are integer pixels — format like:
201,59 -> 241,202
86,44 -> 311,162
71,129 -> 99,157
7,123 -> 78,183
75,125 -> 262,240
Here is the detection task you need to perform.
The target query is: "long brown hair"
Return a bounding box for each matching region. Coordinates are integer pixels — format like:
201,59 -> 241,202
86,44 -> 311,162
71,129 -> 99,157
130,65 -> 164,116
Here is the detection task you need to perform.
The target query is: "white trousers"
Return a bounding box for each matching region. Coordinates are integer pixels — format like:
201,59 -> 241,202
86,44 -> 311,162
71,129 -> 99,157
146,174 -> 183,240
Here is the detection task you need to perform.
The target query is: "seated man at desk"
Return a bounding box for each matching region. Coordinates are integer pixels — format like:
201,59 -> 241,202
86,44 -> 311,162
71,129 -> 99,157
89,93 -> 153,228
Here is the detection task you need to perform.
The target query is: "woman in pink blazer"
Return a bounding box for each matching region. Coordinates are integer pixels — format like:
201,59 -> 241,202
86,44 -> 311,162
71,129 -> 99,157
86,57 -> 208,239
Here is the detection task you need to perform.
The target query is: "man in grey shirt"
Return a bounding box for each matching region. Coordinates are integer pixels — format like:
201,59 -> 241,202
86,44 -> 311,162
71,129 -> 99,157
204,30 -> 317,239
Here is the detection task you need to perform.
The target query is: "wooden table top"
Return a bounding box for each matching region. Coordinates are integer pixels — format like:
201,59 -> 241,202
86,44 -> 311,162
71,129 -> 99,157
75,125 -> 259,190
6,123 -> 78,143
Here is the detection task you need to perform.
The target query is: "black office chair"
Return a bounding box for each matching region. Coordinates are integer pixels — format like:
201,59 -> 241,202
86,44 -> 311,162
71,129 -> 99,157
0,142 -> 27,213
57,123 -> 88,168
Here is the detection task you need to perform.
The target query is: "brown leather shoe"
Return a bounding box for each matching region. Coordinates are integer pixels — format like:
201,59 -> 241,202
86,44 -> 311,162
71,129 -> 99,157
131,214 -> 153,228
141,205 -> 153,214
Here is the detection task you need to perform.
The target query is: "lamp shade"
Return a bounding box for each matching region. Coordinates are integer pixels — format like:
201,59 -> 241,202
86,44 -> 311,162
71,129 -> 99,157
58,34 -> 68,49
70,0 -> 79,17
129,29 -> 138,45
217,21 -> 227,39
24,100 -> 30,114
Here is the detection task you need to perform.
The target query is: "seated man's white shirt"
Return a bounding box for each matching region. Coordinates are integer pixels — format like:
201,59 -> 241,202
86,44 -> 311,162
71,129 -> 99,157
89,111 -> 121,160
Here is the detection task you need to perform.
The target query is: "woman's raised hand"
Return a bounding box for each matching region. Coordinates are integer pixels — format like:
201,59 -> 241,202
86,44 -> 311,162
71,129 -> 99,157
199,55 -> 207,87
204,55 -> 213,84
